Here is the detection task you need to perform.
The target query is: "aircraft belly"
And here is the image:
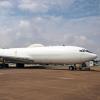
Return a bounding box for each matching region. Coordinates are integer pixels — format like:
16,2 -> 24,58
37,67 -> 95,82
32,53 -> 82,64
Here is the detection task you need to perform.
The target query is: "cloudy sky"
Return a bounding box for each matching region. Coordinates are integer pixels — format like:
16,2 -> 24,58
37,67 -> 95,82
0,0 -> 100,58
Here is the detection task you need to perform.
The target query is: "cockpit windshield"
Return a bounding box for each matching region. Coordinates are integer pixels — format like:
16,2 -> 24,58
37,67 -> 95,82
79,49 -> 92,53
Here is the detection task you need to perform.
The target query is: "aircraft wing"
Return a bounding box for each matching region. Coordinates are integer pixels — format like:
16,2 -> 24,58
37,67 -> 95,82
0,56 -> 34,64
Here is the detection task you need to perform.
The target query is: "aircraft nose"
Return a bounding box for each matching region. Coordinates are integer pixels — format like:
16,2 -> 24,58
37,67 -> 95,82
91,53 -> 97,59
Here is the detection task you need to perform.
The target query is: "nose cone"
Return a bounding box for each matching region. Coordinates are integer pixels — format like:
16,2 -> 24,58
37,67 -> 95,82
91,53 -> 97,59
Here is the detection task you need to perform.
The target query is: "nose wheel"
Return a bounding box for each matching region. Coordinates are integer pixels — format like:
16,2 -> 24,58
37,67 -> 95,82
79,63 -> 90,71
68,63 -> 90,71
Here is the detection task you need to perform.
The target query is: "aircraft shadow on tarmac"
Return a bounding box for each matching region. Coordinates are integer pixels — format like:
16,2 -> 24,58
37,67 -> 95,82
0,65 -> 100,72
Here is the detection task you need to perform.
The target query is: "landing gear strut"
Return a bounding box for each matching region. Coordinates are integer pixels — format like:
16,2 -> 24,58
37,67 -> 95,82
79,63 -> 90,71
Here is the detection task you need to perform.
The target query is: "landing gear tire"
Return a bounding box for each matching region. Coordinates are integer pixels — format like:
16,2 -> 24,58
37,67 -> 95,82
0,64 -> 9,69
4,64 -> 9,68
69,66 -> 74,71
16,63 -> 24,68
79,63 -> 91,71
0,59 -> 9,68
0,64 -> 4,69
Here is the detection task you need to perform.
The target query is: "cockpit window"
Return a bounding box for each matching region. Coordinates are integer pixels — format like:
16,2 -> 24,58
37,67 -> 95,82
79,50 -> 84,52
79,49 -> 92,53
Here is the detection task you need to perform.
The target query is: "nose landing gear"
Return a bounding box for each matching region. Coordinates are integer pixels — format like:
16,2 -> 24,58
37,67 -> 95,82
69,63 -> 90,71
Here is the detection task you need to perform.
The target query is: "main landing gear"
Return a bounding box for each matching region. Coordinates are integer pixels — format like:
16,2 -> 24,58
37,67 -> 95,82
16,63 -> 24,68
0,58 -> 9,68
69,64 -> 77,71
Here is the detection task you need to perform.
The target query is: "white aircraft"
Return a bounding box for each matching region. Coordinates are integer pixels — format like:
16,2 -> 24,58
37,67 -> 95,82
0,44 -> 97,69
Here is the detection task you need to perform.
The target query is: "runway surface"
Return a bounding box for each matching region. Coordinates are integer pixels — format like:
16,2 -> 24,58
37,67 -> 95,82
0,68 -> 100,100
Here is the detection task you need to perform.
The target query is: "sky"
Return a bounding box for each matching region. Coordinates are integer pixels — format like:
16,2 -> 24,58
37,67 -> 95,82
0,0 -> 100,58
